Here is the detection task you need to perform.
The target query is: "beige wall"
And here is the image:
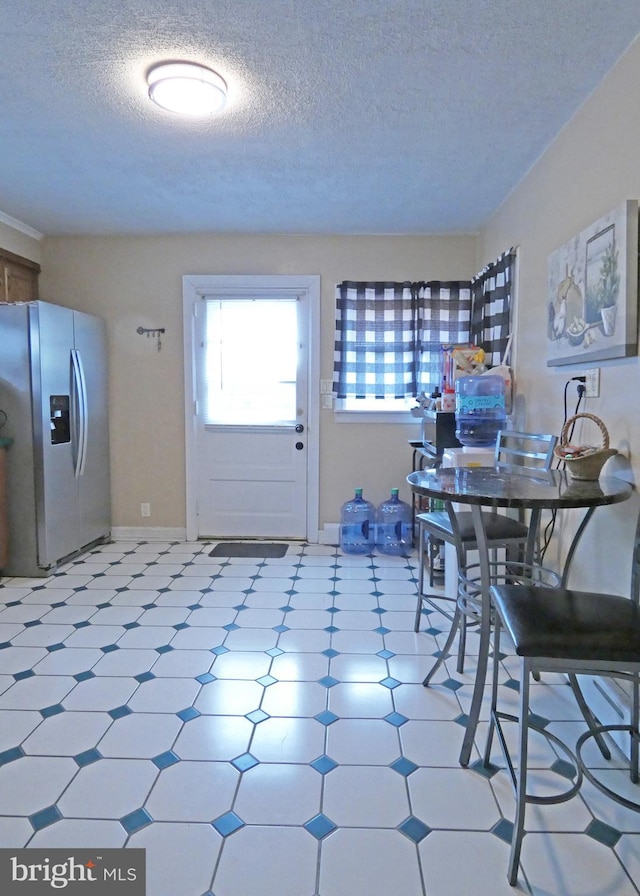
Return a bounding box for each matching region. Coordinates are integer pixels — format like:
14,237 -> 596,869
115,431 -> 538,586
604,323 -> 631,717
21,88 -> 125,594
37,233 -> 478,534
481,36 -> 640,590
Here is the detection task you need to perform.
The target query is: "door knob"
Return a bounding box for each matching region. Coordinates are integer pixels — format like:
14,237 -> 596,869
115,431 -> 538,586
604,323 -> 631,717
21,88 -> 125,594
295,424 -> 304,433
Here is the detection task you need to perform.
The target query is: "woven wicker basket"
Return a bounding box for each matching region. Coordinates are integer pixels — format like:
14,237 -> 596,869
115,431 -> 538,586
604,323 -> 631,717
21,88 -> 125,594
554,413 -> 617,480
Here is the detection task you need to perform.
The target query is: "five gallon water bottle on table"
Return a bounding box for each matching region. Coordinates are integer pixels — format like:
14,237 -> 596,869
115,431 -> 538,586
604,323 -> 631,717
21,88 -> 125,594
339,488 -> 376,554
376,488 -> 412,556
455,374 -> 506,448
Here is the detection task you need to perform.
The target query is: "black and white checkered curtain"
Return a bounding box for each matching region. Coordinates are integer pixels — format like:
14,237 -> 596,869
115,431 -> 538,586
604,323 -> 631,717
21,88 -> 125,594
415,280 -> 472,395
333,279 -> 472,399
333,281 -> 418,399
470,249 -> 515,367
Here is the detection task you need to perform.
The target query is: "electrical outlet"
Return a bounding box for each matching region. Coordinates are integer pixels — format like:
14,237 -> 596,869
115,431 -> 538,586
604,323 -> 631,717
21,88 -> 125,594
320,379 -> 333,394
585,368 -> 600,398
140,502 -> 151,518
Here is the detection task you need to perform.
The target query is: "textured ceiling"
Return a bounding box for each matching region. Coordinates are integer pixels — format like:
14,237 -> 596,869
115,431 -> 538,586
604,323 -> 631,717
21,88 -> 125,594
1,1 -> 640,236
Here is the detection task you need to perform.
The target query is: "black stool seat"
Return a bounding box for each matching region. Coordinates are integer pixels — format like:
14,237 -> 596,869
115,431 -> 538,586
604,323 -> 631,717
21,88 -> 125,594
423,510 -> 528,543
492,584 -> 640,662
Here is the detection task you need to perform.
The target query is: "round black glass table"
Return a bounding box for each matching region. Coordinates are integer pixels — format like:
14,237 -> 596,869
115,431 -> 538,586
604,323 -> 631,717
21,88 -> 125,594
407,465 -> 633,767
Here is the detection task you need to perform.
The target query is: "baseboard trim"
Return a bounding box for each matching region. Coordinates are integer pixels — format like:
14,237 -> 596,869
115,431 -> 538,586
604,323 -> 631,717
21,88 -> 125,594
319,523 -> 340,545
111,526 -> 188,542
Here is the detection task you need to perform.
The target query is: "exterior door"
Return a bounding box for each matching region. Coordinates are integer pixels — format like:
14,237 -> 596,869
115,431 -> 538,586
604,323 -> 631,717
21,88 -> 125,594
183,275 -> 320,541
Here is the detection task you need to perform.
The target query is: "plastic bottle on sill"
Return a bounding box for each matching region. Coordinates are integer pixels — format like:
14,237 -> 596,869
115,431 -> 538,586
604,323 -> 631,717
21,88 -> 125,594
339,488 -> 376,554
375,488 -> 412,556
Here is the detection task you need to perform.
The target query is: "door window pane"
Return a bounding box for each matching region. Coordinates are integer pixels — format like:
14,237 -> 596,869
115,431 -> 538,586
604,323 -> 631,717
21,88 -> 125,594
203,298 -> 298,424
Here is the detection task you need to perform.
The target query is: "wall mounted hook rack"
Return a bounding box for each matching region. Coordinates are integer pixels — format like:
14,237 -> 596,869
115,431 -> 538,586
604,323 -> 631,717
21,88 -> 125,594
136,326 -> 165,351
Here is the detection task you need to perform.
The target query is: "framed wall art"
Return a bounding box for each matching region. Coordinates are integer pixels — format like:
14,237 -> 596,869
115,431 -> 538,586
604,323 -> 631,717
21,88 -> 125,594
546,199 -> 639,366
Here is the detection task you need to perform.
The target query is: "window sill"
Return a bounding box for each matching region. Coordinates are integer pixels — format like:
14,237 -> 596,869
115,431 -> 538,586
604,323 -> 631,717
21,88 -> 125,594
334,410 -> 416,424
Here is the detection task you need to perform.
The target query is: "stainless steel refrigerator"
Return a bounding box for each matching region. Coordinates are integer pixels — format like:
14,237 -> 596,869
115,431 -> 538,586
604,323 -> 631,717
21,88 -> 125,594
0,300 -> 111,576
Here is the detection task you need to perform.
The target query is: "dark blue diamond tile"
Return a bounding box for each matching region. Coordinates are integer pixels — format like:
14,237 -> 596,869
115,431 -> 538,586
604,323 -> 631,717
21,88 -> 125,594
211,645 -> 229,655
280,605 -> 294,613
223,623 -> 240,632
108,705 -> 133,720
441,678 -> 464,692
123,621 -> 140,630
318,675 -> 340,689
377,649 -> 395,659
234,604 -> 247,612
212,811 -> 244,837
246,709 -> 269,724
390,757 -> 418,777
491,818 -> 514,843
153,750 -> 180,770
188,603 -> 202,611
326,606 -> 341,614
315,710 -> 339,726
265,647 -> 284,657
374,626 -> 391,635
73,586 -> 88,593
155,644 -> 174,654
398,816 -> 431,843
425,627 -> 442,636
0,641 -> 12,650
0,746 -> 25,766
142,603 -> 156,610
73,620 -> 91,629
383,711 -> 408,727
257,675 -> 277,687
41,704 -> 65,719
24,619 -> 42,628
504,678 -> 520,692
454,713 -> 469,728
310,755 -> 338,775
372,607 -> 387,615
74,670 -> 96,682
135,671 -> 156,684
322,648 -> 340,658
101,644 -> 120,654
74,748 -> 102,767
177,706 -> 200,722
324,625 -> 339,634
50,601 -> 67,609
231,752 -> 259,772
380,676 -> 401,690
470,758 -> 500,779
528,711 -> 550,729
304,813 -> 337,840
14,669 -> 36,681
95,601 -> 111,608
196,672 -> 216,685
551,758 -> 577,780
586,818 -> 621,847
4,600 -> 21,607
120,808 -> 153,834
272,624 -> 290,633
30,805 -> 62,832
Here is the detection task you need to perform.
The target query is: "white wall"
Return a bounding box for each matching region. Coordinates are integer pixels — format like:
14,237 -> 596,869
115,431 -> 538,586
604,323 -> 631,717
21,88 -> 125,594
481,35 -> 640,590
37,233 -> 478,534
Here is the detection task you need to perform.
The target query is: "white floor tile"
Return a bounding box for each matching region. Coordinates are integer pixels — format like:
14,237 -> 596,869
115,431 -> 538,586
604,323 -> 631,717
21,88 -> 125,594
233,762 -> 322,824
214,826 -> 317,896
320,828 -> 423,896
323,765 -> 411,826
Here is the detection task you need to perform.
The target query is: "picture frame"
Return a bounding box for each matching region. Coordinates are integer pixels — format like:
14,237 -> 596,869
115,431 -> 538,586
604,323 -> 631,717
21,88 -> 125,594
546,199 -> 639,366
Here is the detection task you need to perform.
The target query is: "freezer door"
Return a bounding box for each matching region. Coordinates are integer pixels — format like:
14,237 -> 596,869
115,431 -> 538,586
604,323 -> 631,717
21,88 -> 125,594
33,302 -> 83,566
73,310 -> 111,544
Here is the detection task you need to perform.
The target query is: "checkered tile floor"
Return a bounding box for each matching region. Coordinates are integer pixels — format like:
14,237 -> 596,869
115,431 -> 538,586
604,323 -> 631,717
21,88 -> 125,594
1,541 -> 639,895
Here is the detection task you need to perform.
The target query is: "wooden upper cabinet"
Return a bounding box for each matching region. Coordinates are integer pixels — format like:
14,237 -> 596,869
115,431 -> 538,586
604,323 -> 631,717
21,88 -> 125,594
0,248 -> 40,304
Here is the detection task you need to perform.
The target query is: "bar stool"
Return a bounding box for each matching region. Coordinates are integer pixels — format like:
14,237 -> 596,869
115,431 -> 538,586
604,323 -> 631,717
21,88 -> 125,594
414,430 -> 557,677
484,507 -> 640,884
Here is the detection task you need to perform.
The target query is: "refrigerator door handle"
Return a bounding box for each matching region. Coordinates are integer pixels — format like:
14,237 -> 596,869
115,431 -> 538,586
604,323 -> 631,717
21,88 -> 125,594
71,349 -> 88,478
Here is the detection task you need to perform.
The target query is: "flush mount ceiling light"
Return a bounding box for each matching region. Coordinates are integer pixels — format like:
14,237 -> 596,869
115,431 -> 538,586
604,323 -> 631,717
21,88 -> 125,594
147,62 -> 227,116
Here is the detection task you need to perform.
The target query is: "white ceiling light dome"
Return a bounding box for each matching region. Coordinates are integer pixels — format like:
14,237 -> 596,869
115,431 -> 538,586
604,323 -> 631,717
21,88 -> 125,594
147,62 -> 227,116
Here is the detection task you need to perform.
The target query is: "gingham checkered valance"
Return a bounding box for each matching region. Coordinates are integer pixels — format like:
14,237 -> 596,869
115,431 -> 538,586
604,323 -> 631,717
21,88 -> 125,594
333,251 -> 514,399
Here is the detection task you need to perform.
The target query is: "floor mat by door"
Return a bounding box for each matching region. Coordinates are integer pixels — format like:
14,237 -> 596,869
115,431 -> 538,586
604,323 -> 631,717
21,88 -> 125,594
209,542 -> 289,558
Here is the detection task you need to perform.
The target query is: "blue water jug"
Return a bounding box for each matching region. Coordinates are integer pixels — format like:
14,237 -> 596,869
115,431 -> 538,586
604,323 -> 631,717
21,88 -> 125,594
376,488 -> 412,556
339,488 -> 375,554
455,374 -> 506,447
